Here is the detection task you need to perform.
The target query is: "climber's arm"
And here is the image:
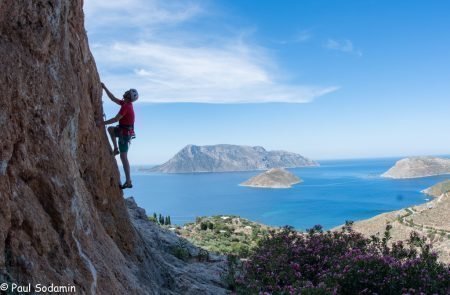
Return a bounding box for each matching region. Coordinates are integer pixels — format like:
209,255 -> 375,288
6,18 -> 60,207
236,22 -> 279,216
101,83 -> 121,105
100,113 -> 123,126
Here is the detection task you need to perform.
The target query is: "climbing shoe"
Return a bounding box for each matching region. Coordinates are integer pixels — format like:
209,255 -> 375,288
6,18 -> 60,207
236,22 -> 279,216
119,182 -> 133,189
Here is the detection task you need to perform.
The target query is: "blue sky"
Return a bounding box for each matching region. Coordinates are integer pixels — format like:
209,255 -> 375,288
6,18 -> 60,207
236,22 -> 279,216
84,0 -> 450,164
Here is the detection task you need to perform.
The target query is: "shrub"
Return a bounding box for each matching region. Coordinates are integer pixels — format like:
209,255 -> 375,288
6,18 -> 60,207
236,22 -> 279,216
197,248 -> 209,262
235,223 -> 450,294
200,222 -> 208,231
171,240 -> 190,261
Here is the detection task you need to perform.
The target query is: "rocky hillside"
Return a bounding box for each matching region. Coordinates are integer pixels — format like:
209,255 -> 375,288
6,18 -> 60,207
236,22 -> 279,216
382,157 -> 450,179
348,192 -> 450,263
240,168 -> 302,188
0,1 -> 227,294
149,144 -> 318,173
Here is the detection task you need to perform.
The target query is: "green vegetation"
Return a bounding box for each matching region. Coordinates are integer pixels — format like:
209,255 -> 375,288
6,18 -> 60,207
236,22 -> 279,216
148,212 -> 171,225
175,215 -> 277,257
405,208 -> 414,215
171,239 -> 190,261
232,224 -> 450,294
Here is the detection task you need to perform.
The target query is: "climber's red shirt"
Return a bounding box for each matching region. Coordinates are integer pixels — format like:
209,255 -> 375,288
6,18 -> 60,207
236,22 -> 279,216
118,100 -> 135,126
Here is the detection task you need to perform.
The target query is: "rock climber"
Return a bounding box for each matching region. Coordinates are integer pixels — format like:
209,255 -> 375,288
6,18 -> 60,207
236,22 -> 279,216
98,82 -> 137,189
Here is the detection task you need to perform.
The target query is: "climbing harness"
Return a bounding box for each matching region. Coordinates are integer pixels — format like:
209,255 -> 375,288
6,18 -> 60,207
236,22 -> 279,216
117,124 -> 136,139
117,124 -> 136,149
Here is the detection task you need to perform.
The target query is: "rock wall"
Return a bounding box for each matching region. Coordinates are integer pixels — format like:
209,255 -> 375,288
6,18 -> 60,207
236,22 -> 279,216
0,1 -> 227,294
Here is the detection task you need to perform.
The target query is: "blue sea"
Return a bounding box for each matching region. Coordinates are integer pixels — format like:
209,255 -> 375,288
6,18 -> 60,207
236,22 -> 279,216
122,158 -> 449,230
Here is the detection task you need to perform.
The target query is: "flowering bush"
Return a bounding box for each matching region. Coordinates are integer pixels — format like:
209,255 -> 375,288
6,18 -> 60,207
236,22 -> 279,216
234,223 -> 450,294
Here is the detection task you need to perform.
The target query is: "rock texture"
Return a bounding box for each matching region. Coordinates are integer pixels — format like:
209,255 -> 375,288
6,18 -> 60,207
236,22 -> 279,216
149,144 -> 318,173
0,1 -> 227,294
422,179 -> 450,198
240,168 -> 302,188
382,157 -> 450,179
125,198 -> 228,294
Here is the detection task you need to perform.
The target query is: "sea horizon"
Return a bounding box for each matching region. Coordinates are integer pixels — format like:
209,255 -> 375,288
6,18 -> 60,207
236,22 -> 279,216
121,157 -> 449,230
128,154 -> 450,169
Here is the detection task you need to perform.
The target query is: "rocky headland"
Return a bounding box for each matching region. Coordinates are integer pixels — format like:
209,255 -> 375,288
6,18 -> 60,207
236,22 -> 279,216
148,144 -> 318,173
382,156 -> 450,179
240,168 -> 302,188
422,179 -> 450,197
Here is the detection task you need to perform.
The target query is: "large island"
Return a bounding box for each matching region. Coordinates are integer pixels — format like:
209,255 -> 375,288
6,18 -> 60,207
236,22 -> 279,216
148,144 -> 318,173
382,156 -> 450,179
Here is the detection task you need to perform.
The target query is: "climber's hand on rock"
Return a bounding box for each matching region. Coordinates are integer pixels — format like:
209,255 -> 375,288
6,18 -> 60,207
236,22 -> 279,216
96,119 -> 104,127
101,82 -> 106,89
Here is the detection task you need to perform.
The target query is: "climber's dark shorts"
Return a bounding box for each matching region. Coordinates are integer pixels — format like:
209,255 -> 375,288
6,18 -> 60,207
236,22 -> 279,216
114,127 -> 131,153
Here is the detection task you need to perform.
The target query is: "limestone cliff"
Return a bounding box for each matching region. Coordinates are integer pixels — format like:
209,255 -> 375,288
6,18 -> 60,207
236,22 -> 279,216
149,144 -> 318,173
0,1 -> 227,294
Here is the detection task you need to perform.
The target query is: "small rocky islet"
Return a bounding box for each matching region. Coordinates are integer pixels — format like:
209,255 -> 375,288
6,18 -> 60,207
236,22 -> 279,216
240,168 -> 302,188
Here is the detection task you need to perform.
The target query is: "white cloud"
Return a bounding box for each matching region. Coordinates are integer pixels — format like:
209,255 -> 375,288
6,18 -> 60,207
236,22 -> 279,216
273,29 -> 311,45
325,39 -> 362,56
294,30 -> 312,43
84,0 -> 202,30
85,1 -> 338,103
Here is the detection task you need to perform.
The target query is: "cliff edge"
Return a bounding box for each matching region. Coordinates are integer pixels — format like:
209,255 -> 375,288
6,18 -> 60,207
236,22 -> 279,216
0,1 -> 227,294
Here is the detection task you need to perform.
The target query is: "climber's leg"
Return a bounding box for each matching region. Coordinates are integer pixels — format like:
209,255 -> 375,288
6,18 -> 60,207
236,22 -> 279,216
120,152 -> 132,188
118,135 -> 132,189
108,126 -> 119,155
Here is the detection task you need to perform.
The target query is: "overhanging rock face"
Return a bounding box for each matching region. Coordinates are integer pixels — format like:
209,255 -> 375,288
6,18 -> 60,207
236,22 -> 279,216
0,1 -> 227,294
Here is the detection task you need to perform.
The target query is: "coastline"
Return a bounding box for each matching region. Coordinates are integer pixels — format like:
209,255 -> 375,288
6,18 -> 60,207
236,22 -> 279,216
381,172 -> 450,179
239,180 -> 302,189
